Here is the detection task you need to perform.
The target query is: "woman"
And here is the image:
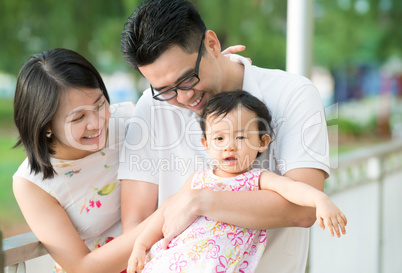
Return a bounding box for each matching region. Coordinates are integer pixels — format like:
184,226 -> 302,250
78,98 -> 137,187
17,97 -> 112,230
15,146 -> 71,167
13,48 -> 143,273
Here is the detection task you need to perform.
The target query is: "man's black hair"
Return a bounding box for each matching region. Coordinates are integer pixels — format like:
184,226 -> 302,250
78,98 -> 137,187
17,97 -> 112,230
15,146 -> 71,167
121,0 -> 206,70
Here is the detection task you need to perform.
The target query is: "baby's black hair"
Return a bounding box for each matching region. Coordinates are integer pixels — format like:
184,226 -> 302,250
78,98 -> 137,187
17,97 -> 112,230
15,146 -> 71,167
200,90 -> 274,143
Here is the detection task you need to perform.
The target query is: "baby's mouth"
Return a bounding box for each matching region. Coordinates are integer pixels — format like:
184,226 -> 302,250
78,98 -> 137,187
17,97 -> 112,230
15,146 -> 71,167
223,156 -> 237,164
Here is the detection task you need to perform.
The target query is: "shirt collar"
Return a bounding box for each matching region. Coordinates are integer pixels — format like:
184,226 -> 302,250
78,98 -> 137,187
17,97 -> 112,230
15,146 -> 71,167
225,54 -> 264,102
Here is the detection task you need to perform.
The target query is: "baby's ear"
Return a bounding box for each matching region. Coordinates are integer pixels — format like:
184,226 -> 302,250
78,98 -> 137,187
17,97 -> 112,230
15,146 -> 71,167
201,136 -> 208,149
258,134 -> 271,153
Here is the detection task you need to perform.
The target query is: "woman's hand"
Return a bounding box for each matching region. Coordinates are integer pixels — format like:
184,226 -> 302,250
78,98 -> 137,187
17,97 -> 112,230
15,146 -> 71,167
221,45 -> 246,55
221,45 -> 252,64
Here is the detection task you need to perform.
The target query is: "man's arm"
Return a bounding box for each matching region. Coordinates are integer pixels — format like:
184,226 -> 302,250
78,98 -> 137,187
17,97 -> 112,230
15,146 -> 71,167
121,179 -> 158,233
205,168 -> 325,229
162,168 -> 325,233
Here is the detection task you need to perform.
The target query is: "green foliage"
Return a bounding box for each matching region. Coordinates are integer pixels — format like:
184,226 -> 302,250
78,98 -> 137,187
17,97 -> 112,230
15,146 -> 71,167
314,0 -> 402,69
0,100 -> 26,232
0,136 -> 26,222
2,0 -> 400,75
328,116 -> 378,137
197,0 -> 287,69
0,99 -> 15,129
0,0 -> 140,74
0,0 -> 287,75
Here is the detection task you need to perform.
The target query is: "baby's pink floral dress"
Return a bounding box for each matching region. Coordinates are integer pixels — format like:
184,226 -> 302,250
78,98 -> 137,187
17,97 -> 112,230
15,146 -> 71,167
143,165 -> 267,273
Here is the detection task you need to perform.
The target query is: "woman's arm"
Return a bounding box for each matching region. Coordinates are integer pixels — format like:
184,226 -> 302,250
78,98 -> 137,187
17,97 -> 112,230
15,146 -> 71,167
13,177 -> 148,273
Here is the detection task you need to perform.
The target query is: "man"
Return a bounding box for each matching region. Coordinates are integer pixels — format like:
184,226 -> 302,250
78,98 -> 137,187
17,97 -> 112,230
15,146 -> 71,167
118,0 -> 330,272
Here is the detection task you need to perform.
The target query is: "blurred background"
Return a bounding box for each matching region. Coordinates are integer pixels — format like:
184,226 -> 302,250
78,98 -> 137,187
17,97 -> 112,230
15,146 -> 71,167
0,0 -> 401,271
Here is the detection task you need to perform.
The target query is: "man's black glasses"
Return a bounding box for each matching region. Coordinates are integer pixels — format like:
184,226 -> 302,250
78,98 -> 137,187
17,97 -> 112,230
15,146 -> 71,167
151,32 -> 205,101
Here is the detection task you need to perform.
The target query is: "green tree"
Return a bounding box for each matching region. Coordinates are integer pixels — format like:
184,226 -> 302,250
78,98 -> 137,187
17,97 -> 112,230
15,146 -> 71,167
314,0 -> 402,69
0,0 -> 288,75
1,0 -> 400,76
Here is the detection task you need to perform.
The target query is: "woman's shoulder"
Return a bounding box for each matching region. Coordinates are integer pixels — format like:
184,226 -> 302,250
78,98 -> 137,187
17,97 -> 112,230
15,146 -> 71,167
13,157 -> 33,181
13,157 -> 52,192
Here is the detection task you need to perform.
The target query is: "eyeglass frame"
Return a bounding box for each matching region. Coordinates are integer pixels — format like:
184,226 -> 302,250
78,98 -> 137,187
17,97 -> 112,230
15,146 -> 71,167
150,31 -> 206,101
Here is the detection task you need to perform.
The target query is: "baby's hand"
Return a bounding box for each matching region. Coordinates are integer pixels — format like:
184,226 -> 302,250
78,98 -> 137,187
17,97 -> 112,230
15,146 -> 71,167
127,243 -> 147,273
316,197 -> 347,238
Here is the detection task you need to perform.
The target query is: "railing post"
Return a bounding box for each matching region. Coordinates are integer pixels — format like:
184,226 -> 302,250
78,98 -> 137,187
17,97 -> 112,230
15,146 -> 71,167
1,230 -> 4,273
377,157 -> 384,273
5,263 -> 26,273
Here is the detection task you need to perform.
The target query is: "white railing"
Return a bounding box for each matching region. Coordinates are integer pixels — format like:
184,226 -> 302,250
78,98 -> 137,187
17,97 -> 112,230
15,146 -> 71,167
2,232 -> 49,273
309,139 -> 402,273
3,139 -> 402,273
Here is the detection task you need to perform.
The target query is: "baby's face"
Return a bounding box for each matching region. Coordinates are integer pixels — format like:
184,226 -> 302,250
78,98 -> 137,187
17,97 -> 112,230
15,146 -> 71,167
201,107 -> 268,177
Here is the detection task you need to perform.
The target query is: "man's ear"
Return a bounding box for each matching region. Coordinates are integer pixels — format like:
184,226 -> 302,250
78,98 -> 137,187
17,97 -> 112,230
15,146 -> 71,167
205,30 -> 221,58
201,136 -> 208,149
258,134 -> 271,153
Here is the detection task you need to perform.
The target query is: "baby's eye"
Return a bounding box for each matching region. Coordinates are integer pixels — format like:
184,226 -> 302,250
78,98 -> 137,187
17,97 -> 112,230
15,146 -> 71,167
214,137 -> 223,141
236,136 -> 246,140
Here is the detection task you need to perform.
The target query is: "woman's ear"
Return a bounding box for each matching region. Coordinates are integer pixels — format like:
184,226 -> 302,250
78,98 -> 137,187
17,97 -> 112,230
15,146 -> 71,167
46,127 -> 53,138
205,30 -> 221,58
201,136 -> 208,149
258,134 -> 271,153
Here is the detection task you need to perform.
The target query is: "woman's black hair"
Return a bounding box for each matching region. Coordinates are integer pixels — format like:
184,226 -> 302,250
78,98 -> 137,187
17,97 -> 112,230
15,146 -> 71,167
14,48 -> 110,179
200,90 -> 274,156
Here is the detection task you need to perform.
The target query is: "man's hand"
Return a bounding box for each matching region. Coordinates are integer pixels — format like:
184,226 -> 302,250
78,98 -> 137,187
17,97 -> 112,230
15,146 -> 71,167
160,187 -> 202,249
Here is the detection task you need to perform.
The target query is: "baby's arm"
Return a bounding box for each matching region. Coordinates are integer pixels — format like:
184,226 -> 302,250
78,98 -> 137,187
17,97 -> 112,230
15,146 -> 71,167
127,207 -> 164,273
127,173 -> 196,273
259,171 -> 347,237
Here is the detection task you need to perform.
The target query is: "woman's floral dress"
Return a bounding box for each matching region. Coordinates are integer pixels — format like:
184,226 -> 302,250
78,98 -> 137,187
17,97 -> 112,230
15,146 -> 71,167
142,165 -> 267,273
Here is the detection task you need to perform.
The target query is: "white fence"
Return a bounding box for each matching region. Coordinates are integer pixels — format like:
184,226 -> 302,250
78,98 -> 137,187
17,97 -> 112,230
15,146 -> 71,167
309,139 -> 402,273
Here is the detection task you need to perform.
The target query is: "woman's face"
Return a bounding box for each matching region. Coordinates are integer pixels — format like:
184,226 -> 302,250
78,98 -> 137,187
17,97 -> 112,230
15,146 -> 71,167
50,87 -> 110,160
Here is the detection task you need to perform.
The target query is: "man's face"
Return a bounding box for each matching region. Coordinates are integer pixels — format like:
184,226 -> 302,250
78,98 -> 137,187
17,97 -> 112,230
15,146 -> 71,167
139,45 -> 221,115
